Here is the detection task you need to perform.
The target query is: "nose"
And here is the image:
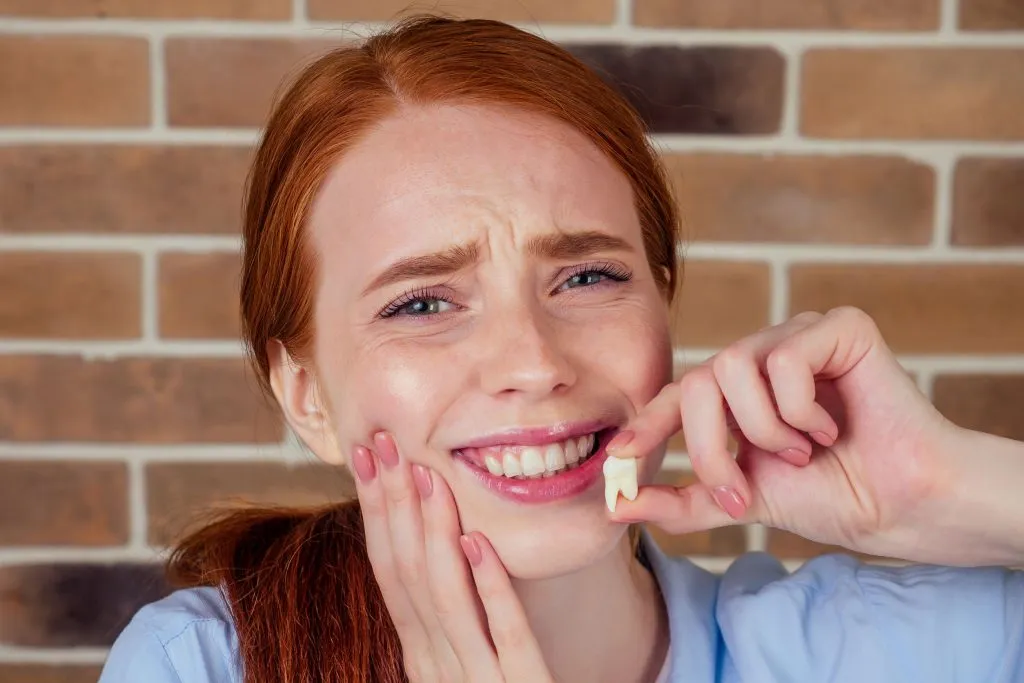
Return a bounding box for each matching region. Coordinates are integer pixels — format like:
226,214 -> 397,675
476,301 -> 577,399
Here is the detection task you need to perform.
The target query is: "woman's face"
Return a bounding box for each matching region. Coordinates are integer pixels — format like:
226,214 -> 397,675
303,103 -> 673,579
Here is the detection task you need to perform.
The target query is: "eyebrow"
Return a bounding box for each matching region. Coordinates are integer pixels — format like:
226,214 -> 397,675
362,230 -> 633,295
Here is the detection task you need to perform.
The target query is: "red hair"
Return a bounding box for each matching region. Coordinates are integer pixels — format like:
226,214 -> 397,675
168,15 -> 681,683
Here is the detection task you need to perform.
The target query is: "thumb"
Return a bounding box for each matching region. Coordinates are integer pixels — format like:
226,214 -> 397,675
609,483 -> 743,536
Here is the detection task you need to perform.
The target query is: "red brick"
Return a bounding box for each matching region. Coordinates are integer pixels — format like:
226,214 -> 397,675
166,38 -> 337,127
0,252 -> 140,339
0,461 -> 127,546
308,0 -> 614,23
147,462 -> 354,545
0,664 -> 104,683
664,154 -> 934,244
960,0 -> 1024,29
0,146 -> 251,235
0,356 -> 283,443
159,252 -> 241,339
933,375 -> 1024,441
789,264 -> 1024,353
802,49 -> 1024,140
0,0 -> 289,18
952,158 -> 1024,246
635,0 -> 938,29
0,36 -> 148,126
672,261 -> 771,347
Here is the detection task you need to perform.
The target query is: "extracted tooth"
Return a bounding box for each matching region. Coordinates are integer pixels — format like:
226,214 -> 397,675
544,443 -> 566,473
520,447 -> 546,477
564,439 -> 580,466
484,454 -> 503,476
602,456 -> 638,512
502,452 -> 522,478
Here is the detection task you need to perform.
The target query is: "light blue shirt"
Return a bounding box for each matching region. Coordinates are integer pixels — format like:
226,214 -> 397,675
99,533 -> 1024,682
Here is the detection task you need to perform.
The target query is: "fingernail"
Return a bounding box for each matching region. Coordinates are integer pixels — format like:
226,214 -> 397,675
351,446 -> 376,483
460,534 -> 482,566
811,431 -> 835,446
412,464 -> 433,498
375,432 -> 400,468
712,486 -> 747,519
779,447 -> 811,465
606,430 -> 635,455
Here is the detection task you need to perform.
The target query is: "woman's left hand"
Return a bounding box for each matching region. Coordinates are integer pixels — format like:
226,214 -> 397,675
606,306 -> 974,565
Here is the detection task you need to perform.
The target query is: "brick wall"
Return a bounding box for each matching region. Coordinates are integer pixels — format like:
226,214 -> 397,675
1,0 -> 1023,678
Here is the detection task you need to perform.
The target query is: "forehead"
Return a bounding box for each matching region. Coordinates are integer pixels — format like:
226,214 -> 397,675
308,103 -> 640,284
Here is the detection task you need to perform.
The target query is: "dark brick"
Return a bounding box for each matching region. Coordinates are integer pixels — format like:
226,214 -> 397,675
0,664 -> 104,683
0,563 -> 167,647
933,375 -> 1024,441
952,158 -> 1024,246
960,0 -> 1024,29
567,44 -> 784,134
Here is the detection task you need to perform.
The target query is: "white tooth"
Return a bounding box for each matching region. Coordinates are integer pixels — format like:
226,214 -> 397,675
564,439 -> 580,465
520,447 -> 545,477
577,436 -> 590,458
544,443 -> 566,473
602,456 -> 639,512
484,455 -> 503,476
502,452 -> 522,477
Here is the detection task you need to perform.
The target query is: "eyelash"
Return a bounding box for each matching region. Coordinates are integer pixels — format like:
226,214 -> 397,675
377,263 -> 633,319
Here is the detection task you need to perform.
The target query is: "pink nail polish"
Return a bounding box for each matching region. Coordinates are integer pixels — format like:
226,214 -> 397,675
811,431 -> 835,446
460,534 -> 482,566
351,446 -> 376,484
606,430 -> 635,455
712,486 -> 747,519
412,464 -> 433,498
375,433 -> 400,468
779,447 -> 811,465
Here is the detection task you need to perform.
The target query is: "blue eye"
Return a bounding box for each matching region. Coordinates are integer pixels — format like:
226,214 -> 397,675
557,264 -> 632,292
379,289 -> 456,318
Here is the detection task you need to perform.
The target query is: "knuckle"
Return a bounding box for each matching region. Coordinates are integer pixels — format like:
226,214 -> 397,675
395,556 -> 424,587
765,345 -> 800,377
490,622 -> 529,653
791,310 -> 824,326
711,345 -> 749,381
678,365 -> 716,402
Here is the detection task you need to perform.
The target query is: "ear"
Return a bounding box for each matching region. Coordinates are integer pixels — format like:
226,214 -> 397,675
267,340 -> 345,465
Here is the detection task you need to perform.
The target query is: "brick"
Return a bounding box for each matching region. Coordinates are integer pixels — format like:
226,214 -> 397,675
0,252 -> 140,339
645,470 -> 747,556
167,38 -> 337,128
789,265 -> 1024,353
0,146 -> 250,234
0,36 -> 148,127
159,252 -> 241,339
309,0 -> 614,22
0,563 -> 167,647
147,462 -> 355,545
0,0 -> 289,18
567,45 -> 784,134
664,154 -> 934,245
933,375 -> 1024,441
0,664 -> 104,683
0,356 -> 283,443
952,158 -> 1024,246
802,49 -> 1024,141
0,461 -> 127,546
960,0 -> 1024,29
634,0 -> 938,29
672,261 -> 770,347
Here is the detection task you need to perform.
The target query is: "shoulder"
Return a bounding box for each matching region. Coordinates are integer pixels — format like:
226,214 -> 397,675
714,552 -> 1024,682
99,586 -> 242,683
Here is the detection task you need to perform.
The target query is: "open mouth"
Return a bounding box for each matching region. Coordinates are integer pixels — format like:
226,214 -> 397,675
460,430 -> 604,479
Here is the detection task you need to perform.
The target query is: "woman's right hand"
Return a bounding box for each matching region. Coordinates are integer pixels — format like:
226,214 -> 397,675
350,431 -> 555,683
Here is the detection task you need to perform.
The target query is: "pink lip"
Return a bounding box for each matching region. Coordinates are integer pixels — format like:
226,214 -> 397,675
455,428 -> 616,504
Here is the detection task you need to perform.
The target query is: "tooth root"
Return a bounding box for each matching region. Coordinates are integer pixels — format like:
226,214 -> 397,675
602,456 -> 639,512
520,447 -> 545,477
484,455 -> 503,476
502,452 -> 522,477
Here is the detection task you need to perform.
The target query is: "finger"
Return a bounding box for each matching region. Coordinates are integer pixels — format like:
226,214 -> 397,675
462,532 -> 553,683
609,484 -> 738,534
418,466 -> 503,681
712,343 -> 813,466
605,382 -> 682,459
679,365 -> 751,519
351,445 -> 435,672
376,433 -> 458,679
764,309 -> 882,444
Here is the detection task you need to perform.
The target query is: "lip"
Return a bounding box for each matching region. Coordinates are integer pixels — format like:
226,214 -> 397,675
455,427 -> 616,504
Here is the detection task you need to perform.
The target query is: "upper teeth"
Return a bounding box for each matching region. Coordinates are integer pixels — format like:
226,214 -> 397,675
482,433 -> 596,479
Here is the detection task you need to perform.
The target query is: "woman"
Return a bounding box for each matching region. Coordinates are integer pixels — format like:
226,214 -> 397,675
99,15 -> 1024,683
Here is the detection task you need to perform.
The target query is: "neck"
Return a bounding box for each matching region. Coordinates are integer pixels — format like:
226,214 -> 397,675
510,532 -> 669,683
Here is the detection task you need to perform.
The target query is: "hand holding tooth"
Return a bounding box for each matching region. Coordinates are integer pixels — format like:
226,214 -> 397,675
603,455 -> 638,512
